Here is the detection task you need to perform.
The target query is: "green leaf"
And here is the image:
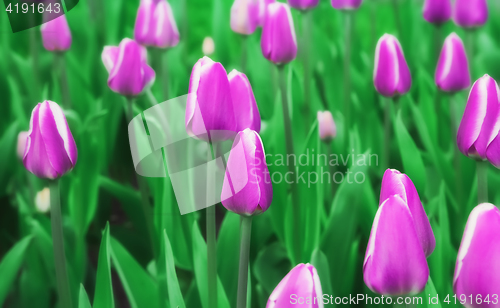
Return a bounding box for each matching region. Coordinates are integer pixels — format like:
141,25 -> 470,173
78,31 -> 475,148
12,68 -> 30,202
78,284 -> 92,308
0,236 -> 32,306
162,230 -> 186,308
94,222 -> 114,308
310,249 -> 332,296
253,242 -> 291,296
217,212 -> 240,307
421,277 -> 442,308
110,236 -> 159,308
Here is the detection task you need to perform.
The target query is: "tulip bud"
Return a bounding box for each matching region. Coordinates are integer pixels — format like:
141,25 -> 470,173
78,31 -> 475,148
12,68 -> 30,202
457,75 -> 500,159
186,57 -> 237,141
380,169 -> 436,257
17,131 -> 29,160
40,15 -> 72,52
267,263 -> 323,308
101,38 -> 156,97
228,70 -> 261,133
453,203 -> 500,304
331,0 -> 362,10
202,37 -> 215,56
221,129 -> 272,216
453,0 -> 488,28
423,0 -> 452,24
134,0 -> 180,48
257,0 -> 275,27
435,33 -> 470,92
23,101 -> 77,179
261,2 -> 297,65
288,0 -> 318,11
374,34 -> 411,97
231,0 -> 259,35
317,111 -> 337,142
35,188 -> 51,213
364,195 -> 429,296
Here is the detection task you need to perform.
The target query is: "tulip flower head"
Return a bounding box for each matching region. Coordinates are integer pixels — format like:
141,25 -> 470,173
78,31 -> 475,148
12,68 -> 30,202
186,56 -> 237,142
23,101 -> 77,179
17,131 -> 29,160
288,0 -> 319,11
331,0 -> 362,10
457,75 -> 500,159
380,169 -> 435,257
261,2 -> 297,65
231,0 -> 259,35
228,70 -> 261,133
134,0 -> 180,48
374,34 -> 411,97
267,263 -> 323,308
317,111 -> 337,142
364,195 -> 429,296
454,203 -> 500,306
202,37 -> 215,56
40,15 -> 72,52
453,0 -> 488,28
423,0 -> 452,24
221,129 -> 272,216
257,0 -> 275,27
435,33 -> 470,92
102,38 -> 156,97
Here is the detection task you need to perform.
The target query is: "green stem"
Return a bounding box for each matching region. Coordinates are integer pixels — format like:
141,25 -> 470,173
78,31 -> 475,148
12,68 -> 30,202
146,88 -> 159,106
434,25 -> 443,63
476,160 -> 488,203
207,142 -> 217,308
241,35 -> 248,73
277,65 -> 301,263
450,94 -> 463,208
49,180 -> 73,308
56,53 -> 71,109
152,49 -> 169,101
343,11 -> 352,149
302,10 -> 312,129
465,30 -> 475,78
236,216 -> 253,308
383,97 -> 392,169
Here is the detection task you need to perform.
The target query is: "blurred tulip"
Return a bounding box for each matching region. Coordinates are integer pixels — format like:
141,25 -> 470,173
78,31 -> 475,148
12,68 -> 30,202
331,0 -> 362,10
257,0 -> 275,26
380,169 -> 435,257
186,56 -> 237,141
101,38 -> 156,97
364,195 -> 429,296
267,263 -> 323,308
35,188 -> 51,213
17,131 -> 29,160
23,101 -> 77,179
134,0 -> 180,48
202,37 -> 215,55
457,75 -> 500,159
221,129 -> 272,216
40,15 -> 72,51
374,34 -> 411,97
423,0 -> 452,24
317,111 -> 336,142
454,203 -> 500,305
261,2 -> 297,65
288,0 -> 318,10
453,0 -> 488,28
228,70 -> 261,133
435,33 -> 470,92
231,0 -> 259,35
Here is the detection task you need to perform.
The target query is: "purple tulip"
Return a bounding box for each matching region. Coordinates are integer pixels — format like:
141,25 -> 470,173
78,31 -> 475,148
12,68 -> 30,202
380,169 -> 436,257
435,33 -> 470,92
101,38 -> 156,97
453,0 -> 488,28
40,15 -> 72,51
23,101 -> 77,179
374,34 -> 411,97
423,0 -> 452,24
228,70 -> 261,133
331,0 -> 362,10
267,263 -> 323,308
186,56 -> 237,142
231,0 -> 259,35
257,0 -> 275,27
261,2 -> 297,65
288,0 -> 318,11
364,195 -> 429,296
454,203 -> 500,306
221,129 -> 272,216
134,0 -> 180,48
317,111 -> 337,142
17,131 -> 29,160
457,75 -> 500,159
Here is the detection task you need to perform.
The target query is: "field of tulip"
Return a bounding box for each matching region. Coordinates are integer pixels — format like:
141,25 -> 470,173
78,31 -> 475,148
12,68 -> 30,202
1,0 -> 500,307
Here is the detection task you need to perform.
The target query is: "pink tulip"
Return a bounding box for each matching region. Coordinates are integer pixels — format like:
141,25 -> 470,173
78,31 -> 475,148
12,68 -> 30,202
134,0 -> 180,48
41,15 -> 72,51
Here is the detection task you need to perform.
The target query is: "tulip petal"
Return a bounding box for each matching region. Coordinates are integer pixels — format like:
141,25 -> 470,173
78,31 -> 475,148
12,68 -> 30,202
454,0 -> 488,28
40,14 -> 72,51
331,0 -> 362,10
435,33 -> 471,92
261,3 -> 297,65
423,0 -> 452,24
228,70 -> 261,133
